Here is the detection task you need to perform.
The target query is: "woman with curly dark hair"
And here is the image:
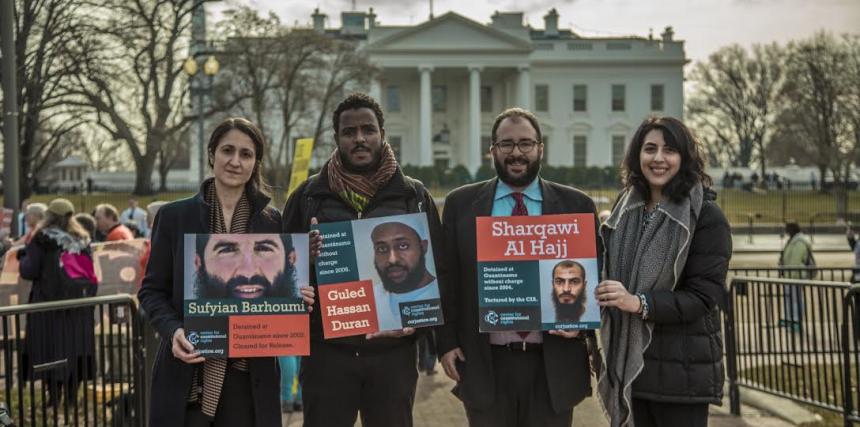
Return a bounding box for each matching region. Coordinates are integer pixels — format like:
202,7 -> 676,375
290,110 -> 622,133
595,116 -> 732,427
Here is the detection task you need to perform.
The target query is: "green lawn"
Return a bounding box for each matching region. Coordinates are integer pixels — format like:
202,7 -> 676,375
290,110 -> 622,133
739,363 -> 855,426
714,189 -> 860,226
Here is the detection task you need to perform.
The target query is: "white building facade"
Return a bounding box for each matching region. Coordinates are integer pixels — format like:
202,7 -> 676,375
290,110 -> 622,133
311,8 -> 686,174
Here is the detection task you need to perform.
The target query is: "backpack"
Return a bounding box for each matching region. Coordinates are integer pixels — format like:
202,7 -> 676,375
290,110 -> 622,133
38,230 -> 98,300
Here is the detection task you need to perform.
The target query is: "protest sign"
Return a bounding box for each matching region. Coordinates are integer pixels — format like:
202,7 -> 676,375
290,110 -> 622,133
476,213 -> 599,331
314,213 -> 443,338
182,233 -> 310,357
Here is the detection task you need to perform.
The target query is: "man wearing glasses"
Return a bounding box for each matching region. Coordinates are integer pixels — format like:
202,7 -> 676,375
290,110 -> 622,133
436,108 -> 600,426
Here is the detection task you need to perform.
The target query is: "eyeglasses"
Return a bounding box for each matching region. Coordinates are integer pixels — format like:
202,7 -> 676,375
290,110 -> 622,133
492,139 -> 540,154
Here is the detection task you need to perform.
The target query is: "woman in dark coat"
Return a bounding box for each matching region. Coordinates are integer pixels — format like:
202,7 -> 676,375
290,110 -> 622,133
138,117 -> 315,427
595,117 -> 732,427
19,197 -> 97,405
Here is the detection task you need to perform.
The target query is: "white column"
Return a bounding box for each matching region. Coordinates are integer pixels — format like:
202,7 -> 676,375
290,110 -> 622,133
468,65 -> 482,176
188,131 -> 200,183
369,77 -> 382,101
419,65 -> 434,167
517,64 -> 531,110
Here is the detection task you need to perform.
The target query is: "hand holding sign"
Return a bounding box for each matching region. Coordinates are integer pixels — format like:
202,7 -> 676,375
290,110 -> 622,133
476,214 -> 600,332
314,213 -> 444,339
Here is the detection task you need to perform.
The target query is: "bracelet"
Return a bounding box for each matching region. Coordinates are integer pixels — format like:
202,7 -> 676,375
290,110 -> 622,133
636,293 -> 649,320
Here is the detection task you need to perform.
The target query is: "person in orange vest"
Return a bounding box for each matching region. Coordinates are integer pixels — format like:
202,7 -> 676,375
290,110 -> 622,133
94,204 -> 135,242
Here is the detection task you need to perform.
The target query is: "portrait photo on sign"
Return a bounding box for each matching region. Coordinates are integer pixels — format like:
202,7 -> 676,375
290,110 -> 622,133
538,258 -> 600,329
183,233 -> 309,301
352,214 -> 440,331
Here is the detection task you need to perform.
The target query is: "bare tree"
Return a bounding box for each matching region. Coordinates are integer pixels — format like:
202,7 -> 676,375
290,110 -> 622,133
70,127 -> 127,172
780,32 -> 859,218
0,0 -> 91,198
269,30 -> 326,201
687,44 -> 784,182
214,9 -> 375,205
215,7 -> 322,205
157,123 -> 190,191
63,0 -> 247,195
307,38 -> 377,165
844,35 -> 860,177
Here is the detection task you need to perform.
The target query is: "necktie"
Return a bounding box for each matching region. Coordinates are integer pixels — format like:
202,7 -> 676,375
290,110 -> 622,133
511,192 -> 528,216
511,192 -> 531,340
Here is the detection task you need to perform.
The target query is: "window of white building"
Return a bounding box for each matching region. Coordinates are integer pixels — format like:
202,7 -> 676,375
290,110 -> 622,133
481,86 -> 493,113
611,84 -> 626,112
573,135 -> 587,168
612,135 -> 627,167
386,86 -> 401,112
388,136 -> 402,160
573,85 -> 587,112
432,85 -> 447,112
535,84 -> 549,112
651,84 -> 665,112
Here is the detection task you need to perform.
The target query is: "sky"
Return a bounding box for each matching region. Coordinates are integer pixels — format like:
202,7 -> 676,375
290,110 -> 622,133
210,0 -> 860,65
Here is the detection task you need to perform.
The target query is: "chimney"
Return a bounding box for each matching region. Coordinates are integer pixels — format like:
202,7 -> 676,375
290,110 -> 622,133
490,11 -> 524,30
543,8 -> 559,37
312,8 -> 326,33
341,11 -> 367,35
661,26 -> 674,42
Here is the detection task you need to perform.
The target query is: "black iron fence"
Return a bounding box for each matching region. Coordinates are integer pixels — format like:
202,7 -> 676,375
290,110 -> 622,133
729,267 -> 855,283
718,189 -> 860,235
725,275 -> 850,416
842,285 -> 860,426
0,294 -> 145,427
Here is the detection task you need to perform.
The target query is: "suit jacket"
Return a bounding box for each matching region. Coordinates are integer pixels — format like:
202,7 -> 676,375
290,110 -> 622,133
435,177 -> 599,413
137,181 -> 282,427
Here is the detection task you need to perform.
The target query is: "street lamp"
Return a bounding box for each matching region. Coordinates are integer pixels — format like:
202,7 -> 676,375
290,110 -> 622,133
184,54 -> 219,182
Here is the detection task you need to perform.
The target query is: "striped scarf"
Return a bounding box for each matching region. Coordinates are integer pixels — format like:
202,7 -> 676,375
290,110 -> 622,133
187,180 -> 251,418
326,143 -> 398,213
597,184 -> 702,426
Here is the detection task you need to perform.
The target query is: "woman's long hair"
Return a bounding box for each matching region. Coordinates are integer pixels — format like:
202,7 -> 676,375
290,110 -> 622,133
35,211 -> 90,241
621,116 -> 712,202
207,117 -> 272,198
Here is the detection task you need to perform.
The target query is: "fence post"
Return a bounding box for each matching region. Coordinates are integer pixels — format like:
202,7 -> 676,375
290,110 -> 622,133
724,280 -> 741,416
140,308 -> 158,427
782,190 -> 787,224
843,287 -> 860,427
747,214 -> 754,245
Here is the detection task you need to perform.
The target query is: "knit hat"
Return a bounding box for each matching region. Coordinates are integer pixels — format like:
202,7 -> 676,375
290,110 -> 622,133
47,198 -> 75,216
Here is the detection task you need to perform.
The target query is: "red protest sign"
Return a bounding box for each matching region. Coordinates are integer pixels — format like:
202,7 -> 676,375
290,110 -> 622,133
476,214 -> 596,262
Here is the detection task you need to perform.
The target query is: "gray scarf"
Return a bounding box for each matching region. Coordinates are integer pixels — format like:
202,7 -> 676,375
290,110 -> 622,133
597,183 -> 704,426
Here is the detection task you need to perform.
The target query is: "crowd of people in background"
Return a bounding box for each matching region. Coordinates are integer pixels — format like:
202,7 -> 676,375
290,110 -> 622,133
721,170 -> 796,190
8,90 -> 860,427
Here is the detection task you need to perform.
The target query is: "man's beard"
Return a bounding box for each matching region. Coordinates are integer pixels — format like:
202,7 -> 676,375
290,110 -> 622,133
552,291 -> 586,322
340,144 -> 383,174
494,154 -> 540,187
196,268 -> 296,299
376,253 -> 427,294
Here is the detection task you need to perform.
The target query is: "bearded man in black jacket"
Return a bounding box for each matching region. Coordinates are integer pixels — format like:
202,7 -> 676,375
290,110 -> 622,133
282,93 -> 446,427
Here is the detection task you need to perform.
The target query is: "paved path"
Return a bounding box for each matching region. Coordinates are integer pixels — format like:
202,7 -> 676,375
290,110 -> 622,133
277,249 -> 846,426
733,233 -> 852,252
283,372 -> 794,426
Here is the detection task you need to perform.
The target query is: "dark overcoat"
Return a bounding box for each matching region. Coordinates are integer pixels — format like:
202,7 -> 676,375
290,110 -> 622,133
19,229 -> 96,386
435,178 -> 600,414
138,182 -> 282,427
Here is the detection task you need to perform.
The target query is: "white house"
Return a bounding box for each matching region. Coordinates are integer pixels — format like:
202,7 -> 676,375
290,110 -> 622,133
309,8 -> 686,174
184,7 -> 686,181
